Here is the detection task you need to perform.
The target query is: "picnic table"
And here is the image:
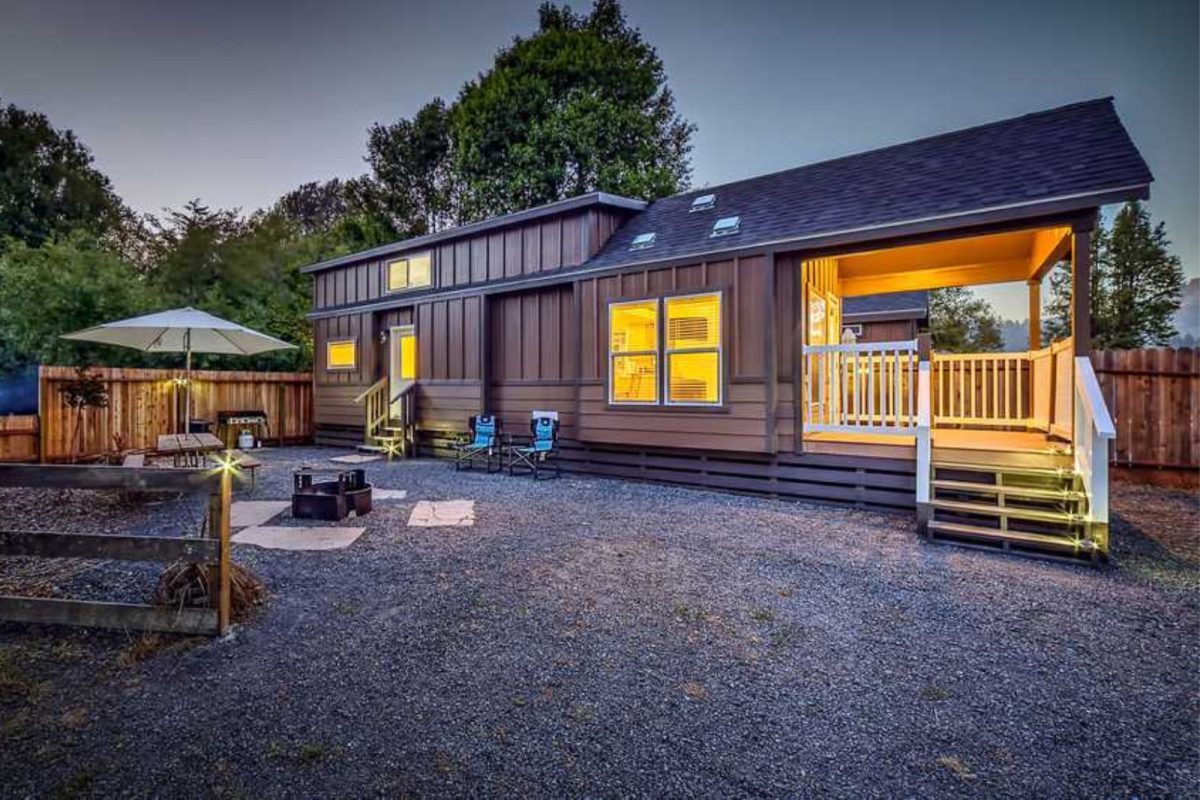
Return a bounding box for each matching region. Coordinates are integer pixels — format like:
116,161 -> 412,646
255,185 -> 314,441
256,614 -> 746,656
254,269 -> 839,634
157,433 -> 225,467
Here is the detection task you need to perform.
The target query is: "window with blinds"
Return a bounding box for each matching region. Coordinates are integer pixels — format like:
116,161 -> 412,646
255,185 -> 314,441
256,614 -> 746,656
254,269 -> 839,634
606,292 -> 722,407
665,293 -> 721,405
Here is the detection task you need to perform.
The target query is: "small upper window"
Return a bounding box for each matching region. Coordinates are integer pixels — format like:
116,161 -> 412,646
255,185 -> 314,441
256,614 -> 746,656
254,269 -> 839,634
711,216 -> 740,237
630,232 -> 656,250
690,194 -> 716,212
387,252 -> 432,292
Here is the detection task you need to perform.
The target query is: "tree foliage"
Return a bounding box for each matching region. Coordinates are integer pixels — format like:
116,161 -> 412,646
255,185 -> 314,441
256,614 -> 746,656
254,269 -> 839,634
1043,202 -> 1184,348
929,286 -> 1004,353
367,99 -> 457,234
449,0 -> 694,219
0,100 -> 124,248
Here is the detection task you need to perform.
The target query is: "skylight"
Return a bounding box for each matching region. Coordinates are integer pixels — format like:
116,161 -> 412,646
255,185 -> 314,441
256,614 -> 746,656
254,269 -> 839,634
630,232 -> 656,250
711,216 -> 740,237
690,194 -> 716,212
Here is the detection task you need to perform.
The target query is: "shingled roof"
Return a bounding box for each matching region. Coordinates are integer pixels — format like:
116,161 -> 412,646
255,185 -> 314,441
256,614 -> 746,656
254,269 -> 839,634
843,291 -> 928,321
585,98 -> 1151,271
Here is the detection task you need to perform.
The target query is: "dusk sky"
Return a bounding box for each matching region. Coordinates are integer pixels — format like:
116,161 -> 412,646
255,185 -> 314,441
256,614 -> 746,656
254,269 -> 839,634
2,0 -> 1196,320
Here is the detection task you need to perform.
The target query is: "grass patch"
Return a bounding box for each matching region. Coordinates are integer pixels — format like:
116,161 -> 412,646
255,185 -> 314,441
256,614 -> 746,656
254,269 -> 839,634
331,600 -> 358,616
0,650 -> 43,700
749,608 -> 775,623
56,765 -> 101,799
115,634 -> 203,668
936,755 -> 976,780
672,603 -> 707,623
297,743 -> 327,764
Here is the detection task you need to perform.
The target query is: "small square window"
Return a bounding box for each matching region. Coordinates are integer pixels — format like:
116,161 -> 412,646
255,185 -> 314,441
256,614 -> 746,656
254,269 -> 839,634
327,339 -> 356,370
690,194 -> 716,212
711,216 -> 740,237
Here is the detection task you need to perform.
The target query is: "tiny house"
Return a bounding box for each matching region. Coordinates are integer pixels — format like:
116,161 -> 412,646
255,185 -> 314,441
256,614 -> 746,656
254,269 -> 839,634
305,98 -> 1150,559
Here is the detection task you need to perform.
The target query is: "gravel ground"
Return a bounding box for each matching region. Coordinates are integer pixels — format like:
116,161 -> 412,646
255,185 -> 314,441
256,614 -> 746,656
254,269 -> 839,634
0,447 -> 1197,798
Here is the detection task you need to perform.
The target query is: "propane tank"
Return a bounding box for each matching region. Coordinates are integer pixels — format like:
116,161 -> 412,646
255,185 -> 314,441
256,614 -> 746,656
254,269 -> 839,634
237,429 -> 254,449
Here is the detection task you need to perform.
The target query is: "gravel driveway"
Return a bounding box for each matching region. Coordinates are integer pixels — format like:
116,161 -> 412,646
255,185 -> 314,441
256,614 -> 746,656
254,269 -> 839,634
1,447 -> 1197,798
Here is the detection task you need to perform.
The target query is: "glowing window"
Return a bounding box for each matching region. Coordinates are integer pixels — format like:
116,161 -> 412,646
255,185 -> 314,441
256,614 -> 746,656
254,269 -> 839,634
387,252 -> 432,292
327,339 -> 356,370
606,293 -> 723,407
665,293 -> 721,405
399,331 -> 416,381
609,300 -> 659,404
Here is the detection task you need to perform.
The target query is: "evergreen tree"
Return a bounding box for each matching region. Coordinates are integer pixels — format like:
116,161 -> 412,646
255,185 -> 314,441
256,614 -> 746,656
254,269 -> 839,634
929,286 -> 1004,353
1043,203 -> 1184,348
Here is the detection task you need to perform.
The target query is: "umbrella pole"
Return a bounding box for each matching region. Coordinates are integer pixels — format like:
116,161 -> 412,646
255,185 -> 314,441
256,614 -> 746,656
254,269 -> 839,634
184,330 -> 192,434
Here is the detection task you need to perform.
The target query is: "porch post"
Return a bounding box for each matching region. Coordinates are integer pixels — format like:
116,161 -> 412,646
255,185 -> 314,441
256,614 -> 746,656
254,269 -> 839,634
915,332 -> 932,536
1027,280 -> 1041,350
1071,223 -> 1093,356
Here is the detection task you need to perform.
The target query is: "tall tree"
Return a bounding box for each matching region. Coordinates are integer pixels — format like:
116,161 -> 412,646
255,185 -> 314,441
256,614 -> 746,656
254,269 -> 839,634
145,199 -> 245,306
0,100 -> 124,247
367,99 -> 457,235
929,287 -> 1004,353
1043,202 -> 1184,348
449,0 -> 694,219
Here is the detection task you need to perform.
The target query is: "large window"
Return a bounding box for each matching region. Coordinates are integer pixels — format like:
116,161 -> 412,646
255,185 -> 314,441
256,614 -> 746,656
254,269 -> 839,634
608,292 -> 722,406
327,339 -> 357,370
387,251 -> 432,292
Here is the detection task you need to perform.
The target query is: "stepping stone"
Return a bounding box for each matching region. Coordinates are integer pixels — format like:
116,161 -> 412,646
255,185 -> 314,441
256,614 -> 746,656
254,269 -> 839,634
329,453 -> 381,464
408,500 -> 476,528
230,501 -> 290,529
233,526 -> 364,551
373,489 -> 408,501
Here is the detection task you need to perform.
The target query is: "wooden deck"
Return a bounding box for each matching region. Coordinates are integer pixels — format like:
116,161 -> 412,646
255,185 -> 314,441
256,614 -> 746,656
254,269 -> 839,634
805,429 -> 1071,468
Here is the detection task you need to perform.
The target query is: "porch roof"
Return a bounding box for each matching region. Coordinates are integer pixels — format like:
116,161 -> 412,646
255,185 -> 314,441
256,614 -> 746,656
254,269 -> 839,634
587,97 -> 1151,272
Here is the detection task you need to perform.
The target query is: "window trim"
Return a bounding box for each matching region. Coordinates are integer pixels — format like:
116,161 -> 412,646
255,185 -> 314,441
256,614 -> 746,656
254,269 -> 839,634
386,251 -> 433,294
607,297 -> 660,406
605,289 -> 726,410
326,338 -> 358,371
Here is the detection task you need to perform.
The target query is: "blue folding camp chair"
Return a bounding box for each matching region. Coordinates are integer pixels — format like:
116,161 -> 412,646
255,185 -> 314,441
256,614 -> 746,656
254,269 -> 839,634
506,413 -> 560,480
454,415 -> 501,472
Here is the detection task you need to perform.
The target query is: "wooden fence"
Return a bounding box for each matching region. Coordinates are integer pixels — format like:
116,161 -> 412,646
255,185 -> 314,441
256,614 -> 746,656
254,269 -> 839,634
0,463 -> 232,635
1091,348 -> 1199,470
0,366 -> 313,462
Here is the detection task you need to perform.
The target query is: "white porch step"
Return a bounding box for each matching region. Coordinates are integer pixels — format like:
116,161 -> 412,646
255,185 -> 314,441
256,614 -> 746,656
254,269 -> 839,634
932,498 -> 1082,525
932,460 -> 1075,480
932,479 -> 1085,502
927,521 -> 1095,554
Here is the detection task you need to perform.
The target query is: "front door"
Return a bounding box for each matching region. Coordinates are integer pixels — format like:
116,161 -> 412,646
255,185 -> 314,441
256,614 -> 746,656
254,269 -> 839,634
389,325 -> 416,417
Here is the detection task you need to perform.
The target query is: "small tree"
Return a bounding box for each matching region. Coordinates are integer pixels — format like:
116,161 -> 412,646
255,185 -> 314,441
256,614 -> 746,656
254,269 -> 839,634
929,287 -> 1004,353
59,367 -> 109,463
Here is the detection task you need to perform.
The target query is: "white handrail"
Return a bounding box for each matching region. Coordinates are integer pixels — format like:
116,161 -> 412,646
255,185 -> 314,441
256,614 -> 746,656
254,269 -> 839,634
802,339 -> 918,435
1073,356 -> 1113,529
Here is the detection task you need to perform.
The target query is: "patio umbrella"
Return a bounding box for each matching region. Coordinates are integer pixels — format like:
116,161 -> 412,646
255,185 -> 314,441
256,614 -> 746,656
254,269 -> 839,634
61,307 -> 296,432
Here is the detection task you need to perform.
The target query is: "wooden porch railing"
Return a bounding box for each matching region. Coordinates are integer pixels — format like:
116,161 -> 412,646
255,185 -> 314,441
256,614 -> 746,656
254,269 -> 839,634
931,337 -> 1074,433
802,340 -> 918,434
352,378 -> 417,457
353,377 -> 390,446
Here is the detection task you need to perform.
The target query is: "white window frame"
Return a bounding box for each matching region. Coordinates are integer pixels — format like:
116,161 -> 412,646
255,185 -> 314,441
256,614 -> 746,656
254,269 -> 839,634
664,291 -> 723,407
386,251 -> 433,293
607,298 -> 660,406
326,338 -> 357,371
605,291 -> 724,408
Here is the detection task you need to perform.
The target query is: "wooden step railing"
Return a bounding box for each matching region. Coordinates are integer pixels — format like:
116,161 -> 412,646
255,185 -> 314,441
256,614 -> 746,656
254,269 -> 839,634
803,340 -> 919,434
353,377 -> 390,446
353,378 -> 418,457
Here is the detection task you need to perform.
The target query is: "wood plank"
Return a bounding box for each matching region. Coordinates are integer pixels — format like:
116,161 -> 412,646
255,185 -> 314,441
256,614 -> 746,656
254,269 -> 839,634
0,464 -> 217,492
0,596 -> 218,634
0,531 -> 218,562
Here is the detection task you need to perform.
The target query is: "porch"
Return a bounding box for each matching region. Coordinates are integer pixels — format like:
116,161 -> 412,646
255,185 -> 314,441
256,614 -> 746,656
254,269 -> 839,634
798,218 -> 1115,559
